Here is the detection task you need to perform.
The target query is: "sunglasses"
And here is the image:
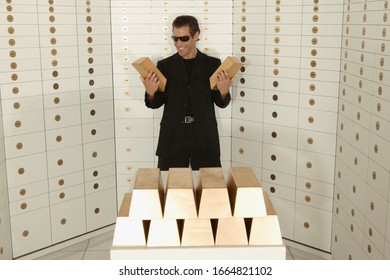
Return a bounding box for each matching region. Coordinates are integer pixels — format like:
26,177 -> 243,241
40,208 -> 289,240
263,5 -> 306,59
171,35 -> 191,42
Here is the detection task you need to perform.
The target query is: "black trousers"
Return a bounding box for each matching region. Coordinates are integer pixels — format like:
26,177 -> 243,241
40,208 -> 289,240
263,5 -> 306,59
157,124 -> 221,171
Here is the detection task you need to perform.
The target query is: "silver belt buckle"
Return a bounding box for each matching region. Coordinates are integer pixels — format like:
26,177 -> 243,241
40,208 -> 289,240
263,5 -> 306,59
184,116 -> 193,123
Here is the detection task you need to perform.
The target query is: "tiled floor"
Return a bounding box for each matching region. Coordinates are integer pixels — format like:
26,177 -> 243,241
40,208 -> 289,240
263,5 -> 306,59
30,229 -> 331,260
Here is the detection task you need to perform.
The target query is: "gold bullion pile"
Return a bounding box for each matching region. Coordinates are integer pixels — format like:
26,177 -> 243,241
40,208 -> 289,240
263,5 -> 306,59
112,167 -> 283,248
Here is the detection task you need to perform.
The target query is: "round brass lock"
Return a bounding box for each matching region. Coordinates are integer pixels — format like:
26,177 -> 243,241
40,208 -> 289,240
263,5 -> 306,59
241,26 -> 246,33
52,70 -> 59,78
351,209 -> 355,217
358,95 -> 362,103
305,182 -> 312,189
94,183 -> 99,190
20,189 -> 26,196
89,79 -> 94,86
93,170 -> 99,177
335,235 -> 338,243
13,102 -> 20,110
356,112 -> 360,120
239,107 -> 245,113
240,78 -> 245,84
52,60 -> 58,67
352,185 -> 356,193
311,49 -> 317,56
304,222 -> 310,229
350,224 -> 354,232
271,155 -> 276,161
241,46 -> 246,53
57,159 -> 63,166
275,15 -> 280,22
309,99 -> 315,106
336,207 -> 339,214
376,121 -> 380,131
369,227 -> 373,237
94,208 -> 100,214
241,36 -> 246,43
240,66 -> 246,73
9,39 -> 15,46
275,6 -> 280,12
88,57 -> 94,64
270,187 -> 276,193
16,142 -> 23,150
379,72 -> 384,81
53,83 -> 59,90
90,93 -> 95,99
58,179 -> 65,186
370,201 -> 375,211
273,95 -> 278,101
9,62 -> 17,71
240,91 -> 245,97
49,0 -> 54,4
59,192 -> 65,199
61,218 -> 67,225
11,73 -> 18,81
341,104 -> 345,112
362,27 -> 366,36
89,68 -> 94,74
306,162 -> 312,169
92,151 -> 98,158
311,38 -> 318,45
21,203 -> 27,210
86,16 -> 92,22
312,15 -> 319,22
310,60 -> 317,68
345,38 -> 349,47
239,148 -> 244,155
340,123 -> 344,130
274,47 -> 280,54
274,26 -> 280,33
355,132 -> 359,141
346,26 -> 349,35
308,116 -> 314,123
86,7 -> 91,13
8,27 -> 15,34
54,97 -> 60,105
273,81 -> 279,87
50,26 -> 56,34
239,126 -> 245,133
380,57 -> 385,67
272,112 -> 278,118
374,144 -> 378,153
274,37 -> 280,44
339,145 -> 343,153
7,5 -> 12,12
55,115 -> 61,122
270,174 -> 276,181
310,71 -> 316,78
383,28 -> 387,38
50,37 -> 57,45
22,230 -> 29,237
354,157 -> 358,165
363,14 -> 367,22
384,13 -> 388,23
310,84 -> 316,91
381,43 -> 386,52
271,131 -> 277,138
49,6 -> 54,13
91,129 -> 97,135
274,58 -> 279,65
305,195 -> 311,203
307,137 -> 313,144
90,109 -> 96,116
87,37 -> 93,44
18,168 -> 24,175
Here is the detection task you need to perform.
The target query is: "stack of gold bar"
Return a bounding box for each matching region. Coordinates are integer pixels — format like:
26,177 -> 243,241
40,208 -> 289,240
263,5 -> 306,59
112,166 -> 283,249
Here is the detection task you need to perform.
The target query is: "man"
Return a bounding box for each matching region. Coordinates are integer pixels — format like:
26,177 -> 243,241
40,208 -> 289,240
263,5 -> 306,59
141,15 -> 233,170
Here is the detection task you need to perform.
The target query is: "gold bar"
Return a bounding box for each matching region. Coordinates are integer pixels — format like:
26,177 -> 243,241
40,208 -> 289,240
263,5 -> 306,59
249,192 -> 283,245
147,219 -> 181,247
129,168 -> 164,219
118,192 -> 132,217
214,217 -> 248,246
132,57 -> 167,91
197,168 -> 232,218
210,56 -> 243,90
227,167 -> 266,217
181,218 -> 214,247
112,217 -> 147,248
164,168 -> 197,219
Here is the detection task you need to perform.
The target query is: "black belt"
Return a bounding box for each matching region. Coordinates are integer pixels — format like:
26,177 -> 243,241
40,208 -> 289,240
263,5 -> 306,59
182,116 -> 195,124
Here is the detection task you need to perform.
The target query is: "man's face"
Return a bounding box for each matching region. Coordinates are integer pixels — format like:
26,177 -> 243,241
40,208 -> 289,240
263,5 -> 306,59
172,25 -> 199,59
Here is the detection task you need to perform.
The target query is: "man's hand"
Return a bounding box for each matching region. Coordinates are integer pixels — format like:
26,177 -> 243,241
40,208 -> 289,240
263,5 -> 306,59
216,69 -> 234,98
140,71 -> 160,100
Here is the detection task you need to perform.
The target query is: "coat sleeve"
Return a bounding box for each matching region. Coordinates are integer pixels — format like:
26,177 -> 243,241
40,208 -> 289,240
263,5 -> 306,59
210,58 -> 231,108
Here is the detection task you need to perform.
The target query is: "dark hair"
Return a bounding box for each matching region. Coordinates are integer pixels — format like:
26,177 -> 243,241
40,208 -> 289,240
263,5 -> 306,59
172,15 -> 200,37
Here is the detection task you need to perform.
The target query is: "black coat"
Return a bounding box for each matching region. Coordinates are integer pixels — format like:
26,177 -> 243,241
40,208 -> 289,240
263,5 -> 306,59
145,50 -> 231,159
